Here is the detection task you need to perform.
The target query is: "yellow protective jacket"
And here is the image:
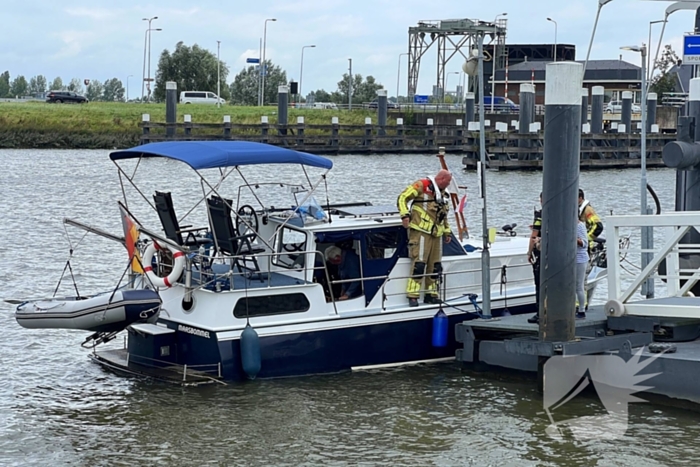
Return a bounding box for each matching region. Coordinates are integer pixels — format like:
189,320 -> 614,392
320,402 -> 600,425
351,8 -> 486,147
397,178 -> 451,237
579,201 -> 603,242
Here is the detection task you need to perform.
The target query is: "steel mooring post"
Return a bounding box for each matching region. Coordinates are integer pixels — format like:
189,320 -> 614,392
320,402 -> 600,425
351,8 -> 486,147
165,81 -> 177,138
519,83 -> 535,159
591,86 -> 604,134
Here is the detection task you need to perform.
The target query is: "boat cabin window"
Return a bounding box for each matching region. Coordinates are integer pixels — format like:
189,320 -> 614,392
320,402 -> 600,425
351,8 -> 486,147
366,229 -> 402,260
273,225 -> 307,269
233,293 -> 311,318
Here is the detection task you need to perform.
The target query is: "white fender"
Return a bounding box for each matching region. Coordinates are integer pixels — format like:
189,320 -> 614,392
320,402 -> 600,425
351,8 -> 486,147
605,299 -> 625,317
143,242 -> 185,288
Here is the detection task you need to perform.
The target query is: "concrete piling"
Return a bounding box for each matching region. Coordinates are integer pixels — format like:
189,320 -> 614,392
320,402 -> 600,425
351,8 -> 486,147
377,89 -> 388,136
519,83 -> 535,156
621,90 -> 633,133
591,86 -> 604,134
278,85 -> 289,135
647,92 -> 658,133
165,81 -> 177,137
465,92 -> 475,125
540,61 -> 582,343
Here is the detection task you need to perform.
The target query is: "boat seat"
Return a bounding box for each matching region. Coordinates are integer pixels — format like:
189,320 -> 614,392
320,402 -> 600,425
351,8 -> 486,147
153,191 -> 210,249
207,196 -> 265,280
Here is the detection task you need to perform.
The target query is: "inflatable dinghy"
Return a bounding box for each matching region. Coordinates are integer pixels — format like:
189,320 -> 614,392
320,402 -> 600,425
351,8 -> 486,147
16,289 -> 161,333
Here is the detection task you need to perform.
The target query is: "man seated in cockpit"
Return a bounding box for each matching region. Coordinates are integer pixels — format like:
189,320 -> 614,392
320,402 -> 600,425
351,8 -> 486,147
324,246 -> 361,300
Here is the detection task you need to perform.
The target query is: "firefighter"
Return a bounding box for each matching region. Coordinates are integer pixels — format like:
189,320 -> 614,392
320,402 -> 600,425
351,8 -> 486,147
527,193 -> 542,324
578,188 -> 603,249
397,169 -> 453,307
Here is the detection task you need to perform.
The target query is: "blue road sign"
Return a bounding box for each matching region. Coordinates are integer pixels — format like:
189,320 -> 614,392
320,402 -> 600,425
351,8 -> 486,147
683,35 -> 700,63
246,58 -> 260,64
414,94 -> 429,104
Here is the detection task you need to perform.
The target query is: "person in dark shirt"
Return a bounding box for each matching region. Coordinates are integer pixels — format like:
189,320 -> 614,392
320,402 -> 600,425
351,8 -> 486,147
527,193 -> 542,324
325,246 -> 362,300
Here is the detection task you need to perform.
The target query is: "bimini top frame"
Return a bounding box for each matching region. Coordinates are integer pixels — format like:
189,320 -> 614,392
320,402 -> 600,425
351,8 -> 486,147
109,141 -> 333,170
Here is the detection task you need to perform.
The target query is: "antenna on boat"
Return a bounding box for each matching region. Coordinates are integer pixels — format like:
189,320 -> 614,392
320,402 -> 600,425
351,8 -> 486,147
323,174 -> 332,224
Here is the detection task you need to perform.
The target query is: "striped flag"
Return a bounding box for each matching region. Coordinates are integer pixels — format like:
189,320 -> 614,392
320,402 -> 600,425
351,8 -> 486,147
118,202 -> 143,274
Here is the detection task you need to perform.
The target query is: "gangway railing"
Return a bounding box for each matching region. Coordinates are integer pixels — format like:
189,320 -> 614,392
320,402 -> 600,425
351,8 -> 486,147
606,212 -> 700,318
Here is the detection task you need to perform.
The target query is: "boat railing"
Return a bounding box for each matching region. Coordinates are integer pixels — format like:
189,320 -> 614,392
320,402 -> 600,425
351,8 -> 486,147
605,212 -> 700,319
379,261 -> 533,310
124,350 -> 225,385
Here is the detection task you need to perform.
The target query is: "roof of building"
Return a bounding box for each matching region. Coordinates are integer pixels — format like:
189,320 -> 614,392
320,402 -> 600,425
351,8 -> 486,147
507,59 -> 640,72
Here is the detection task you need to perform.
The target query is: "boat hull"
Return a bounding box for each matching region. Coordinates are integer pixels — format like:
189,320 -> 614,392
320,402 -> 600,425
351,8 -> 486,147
93,299 -> 534,383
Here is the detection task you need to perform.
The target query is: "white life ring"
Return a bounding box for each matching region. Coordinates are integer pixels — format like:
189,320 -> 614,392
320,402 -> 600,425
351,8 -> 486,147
143,241 -> 185,288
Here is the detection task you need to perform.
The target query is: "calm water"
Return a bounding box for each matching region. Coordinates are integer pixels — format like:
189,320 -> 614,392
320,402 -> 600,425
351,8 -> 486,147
1,149 -> 697,466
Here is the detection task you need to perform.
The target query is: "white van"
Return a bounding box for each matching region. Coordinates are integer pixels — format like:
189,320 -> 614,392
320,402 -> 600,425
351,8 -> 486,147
180,91 -> 226,105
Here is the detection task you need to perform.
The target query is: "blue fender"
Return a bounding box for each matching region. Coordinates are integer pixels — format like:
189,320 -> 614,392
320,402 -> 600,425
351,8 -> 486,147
240,324 -> 261,379
432,309 -> 448,348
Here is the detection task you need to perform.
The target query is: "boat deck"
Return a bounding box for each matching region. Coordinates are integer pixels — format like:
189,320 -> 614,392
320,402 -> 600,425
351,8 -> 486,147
90,349 -> 224,386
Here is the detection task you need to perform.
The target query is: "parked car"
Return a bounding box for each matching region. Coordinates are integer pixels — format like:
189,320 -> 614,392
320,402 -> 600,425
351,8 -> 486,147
46,91 -> 88,104
482,96 -> 519,113
604,100 -> 642,114
180,91 -> 226,105
367,100 -> 400,109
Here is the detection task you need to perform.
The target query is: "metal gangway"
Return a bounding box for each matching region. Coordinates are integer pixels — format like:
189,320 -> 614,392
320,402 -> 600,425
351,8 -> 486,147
605,212 -> 700,319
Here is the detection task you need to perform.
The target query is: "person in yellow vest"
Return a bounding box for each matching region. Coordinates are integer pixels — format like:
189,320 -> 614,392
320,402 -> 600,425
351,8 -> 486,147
397,169 -> 453,307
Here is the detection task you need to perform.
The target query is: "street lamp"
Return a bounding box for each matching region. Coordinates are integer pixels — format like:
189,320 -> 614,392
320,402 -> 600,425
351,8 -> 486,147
547,17 -> 558,62
445,71 -> 459,103
490,12 -> 507,113
261,18 -> 277,106
348,58 -> 353,110
397,53 -> 408,105
584,0 -> 615,74
127,75 -> 133,102
217,40 -> 221,108
647,20 -> 665,82
621,43 -> 651,296
649,2 -> 700,90
299,45 -> 316,103
141,16 -> 158,100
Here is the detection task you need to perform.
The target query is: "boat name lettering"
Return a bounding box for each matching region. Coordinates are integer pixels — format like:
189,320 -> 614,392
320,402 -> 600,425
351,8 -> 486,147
178,325 -> 211,339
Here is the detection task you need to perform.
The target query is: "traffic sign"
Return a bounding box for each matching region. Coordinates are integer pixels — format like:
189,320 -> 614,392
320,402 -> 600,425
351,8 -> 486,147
414,94 -> 429,104
246,58 -> 260,64
683,35 -> 700,64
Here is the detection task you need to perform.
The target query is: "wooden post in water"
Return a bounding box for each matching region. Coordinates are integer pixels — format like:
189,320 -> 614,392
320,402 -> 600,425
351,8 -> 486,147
331,117 -> 339,147
364,118 -> 372,147
297,116 -> 305,146
396,118 -> 404,148
223,116 -> 231,138
184,114 -> 192,137
142,114 -> 150,144
261,116 -> 269,144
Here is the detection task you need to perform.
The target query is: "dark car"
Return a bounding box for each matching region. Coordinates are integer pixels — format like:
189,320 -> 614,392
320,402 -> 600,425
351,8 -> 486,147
367,100 -> 400,110
46,91 -> 88,104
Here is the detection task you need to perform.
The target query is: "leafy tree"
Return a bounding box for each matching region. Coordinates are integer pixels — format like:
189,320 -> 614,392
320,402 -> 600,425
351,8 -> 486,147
85,80 -> 104,101
10,75 -> 28,97
67,78 -> 84,93
28,75 -> 47,95
103,78 -> 125,102
154,41 -> 230,102
335,73 -> 384,105
0,71 -> 10,98
50,77 -> 63,91
651,44 -> 681,96
307,89 -> 333,103
229,60 -> 286,106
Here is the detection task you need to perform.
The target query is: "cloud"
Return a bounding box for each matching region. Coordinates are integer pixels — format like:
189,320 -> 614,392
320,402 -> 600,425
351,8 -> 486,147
65,7 -> 115,20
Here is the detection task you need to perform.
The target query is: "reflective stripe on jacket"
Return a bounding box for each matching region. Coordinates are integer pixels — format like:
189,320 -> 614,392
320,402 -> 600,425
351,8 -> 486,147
397,179 -> 451,237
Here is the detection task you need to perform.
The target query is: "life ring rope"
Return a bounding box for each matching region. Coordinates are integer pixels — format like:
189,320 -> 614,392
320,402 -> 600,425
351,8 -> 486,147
143,241 -> 185,288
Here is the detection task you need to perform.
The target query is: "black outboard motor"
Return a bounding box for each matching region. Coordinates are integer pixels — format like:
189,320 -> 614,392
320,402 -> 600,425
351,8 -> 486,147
500,223 -> 517,237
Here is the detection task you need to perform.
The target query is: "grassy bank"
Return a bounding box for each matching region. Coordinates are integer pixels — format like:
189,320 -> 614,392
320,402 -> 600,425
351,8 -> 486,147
0,101 -> 389,149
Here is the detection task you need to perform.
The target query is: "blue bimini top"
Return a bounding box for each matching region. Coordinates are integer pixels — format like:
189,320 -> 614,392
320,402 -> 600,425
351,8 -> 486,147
109,141 -> 333,170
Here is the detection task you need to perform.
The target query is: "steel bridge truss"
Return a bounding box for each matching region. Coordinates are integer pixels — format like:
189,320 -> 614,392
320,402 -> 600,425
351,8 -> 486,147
407,18 -> 507,99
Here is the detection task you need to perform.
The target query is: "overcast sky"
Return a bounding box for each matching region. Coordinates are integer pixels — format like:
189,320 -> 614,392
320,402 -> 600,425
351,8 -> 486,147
2,0 -> 696,97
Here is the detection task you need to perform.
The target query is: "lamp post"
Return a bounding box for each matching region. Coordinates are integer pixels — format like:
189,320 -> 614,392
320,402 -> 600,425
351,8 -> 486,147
126,75 -> 133,102
141,16 -> 157,100
446,71 -> 459,104
261,18 -> 277,106
649,2 -> 700,90
217,40 -> 221,108
299,45 -> 316,102
621,43 -> 652,297
547,17 -> 558,62
490,12 -> 507,113
584,0 -> 615,74
348,58 -> 353,110
647,20 -> 665,83
397,52 -> 408,105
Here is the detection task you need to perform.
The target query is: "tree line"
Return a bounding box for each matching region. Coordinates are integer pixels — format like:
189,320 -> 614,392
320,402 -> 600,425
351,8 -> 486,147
0,72 -> 126,102
2,40 -> 385,105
